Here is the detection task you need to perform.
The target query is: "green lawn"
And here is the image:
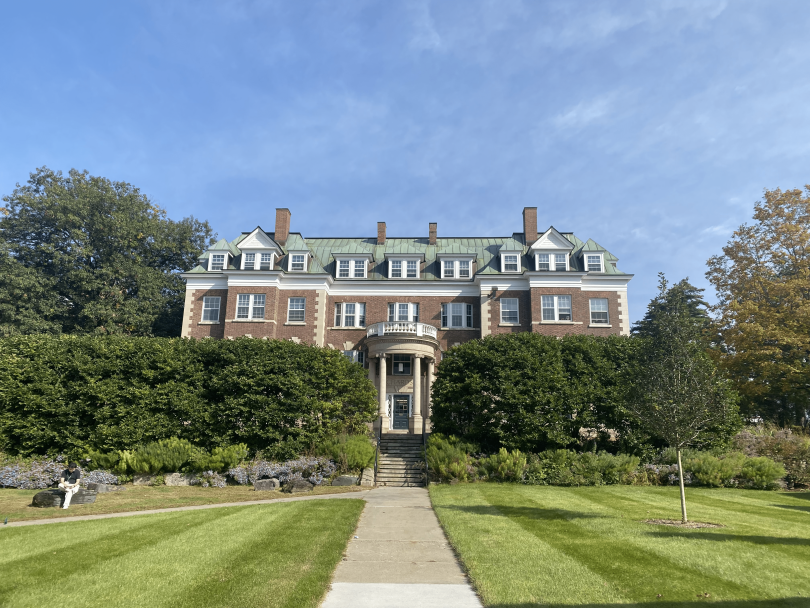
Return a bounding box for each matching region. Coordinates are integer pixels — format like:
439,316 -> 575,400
0,499 -> 364,608
430,484 -> 810,607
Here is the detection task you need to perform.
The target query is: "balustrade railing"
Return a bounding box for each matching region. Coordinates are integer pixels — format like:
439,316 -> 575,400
366,321 -> 438,339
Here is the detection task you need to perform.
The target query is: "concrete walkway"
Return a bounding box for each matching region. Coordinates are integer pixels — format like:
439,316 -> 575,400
321,487 -> 483,608
4,489 -> 371,527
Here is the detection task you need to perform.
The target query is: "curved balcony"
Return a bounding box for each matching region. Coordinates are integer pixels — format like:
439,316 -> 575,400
366,321 -> 438,340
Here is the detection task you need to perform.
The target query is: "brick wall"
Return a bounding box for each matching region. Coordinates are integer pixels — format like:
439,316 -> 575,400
274,289 -> 319,344
529,287 -> 621,337
186,289 -> 228,339
220,286 -> 280,340
487,289 -> 532,336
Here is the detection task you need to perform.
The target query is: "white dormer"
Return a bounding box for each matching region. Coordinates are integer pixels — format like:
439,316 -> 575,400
581,251 -> 606,273
530,227 -> 574,272
208,251 -> 229,272
238,227 -> 282,270
384,253 -> 424,279
287,250 -> 311,273
437,253 -> 475,279
499,249 -> 523,273
334,252 -> 373,279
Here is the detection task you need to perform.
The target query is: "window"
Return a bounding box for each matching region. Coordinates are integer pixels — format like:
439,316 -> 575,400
441,259 -> 473,279
391,260 -> 402,278
260,253 -> 273,270
339,260 -> 350,278
537,254 -> 550,271
210,254 -> 225,271
503,254 -> 519,272
236,294 -> 265,320
442,303 -> 474,328
287,297 -> 306,322
407,260 -> 418,278
500,298 -> 519,324
459,260 -> 470,278
388,259 -> 420,279
590,298 -> 609,324
541,295 -> 572,321
555,254 -> 567,272
353,260 -> 366,278
202,297 -> 220,322
443,260 -> 455,278
388,303 -> 419,322
243,253 -> 255,270
334,302 -> 366,327
586,255 -> 603,272
392,354 -> 411,375
290,254 -> 306,271
343,350 -> 366,366
338,259 -> 366,278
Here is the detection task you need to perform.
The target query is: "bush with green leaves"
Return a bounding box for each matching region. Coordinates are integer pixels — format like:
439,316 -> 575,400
739,457 -> 786,490
316,434 -> 375,473
684,452 -> 746,488
0,335 -> 377,457
425,434 -> 476,483
481,448 -> 527,482
734,426 -> 810,488
89,438 -> 247,475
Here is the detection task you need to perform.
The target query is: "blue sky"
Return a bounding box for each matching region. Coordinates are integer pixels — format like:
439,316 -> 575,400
2,1 -> 809,322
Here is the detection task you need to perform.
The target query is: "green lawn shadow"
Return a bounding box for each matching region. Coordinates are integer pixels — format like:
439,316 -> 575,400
436,504 -> 606,521
647,531 -> 810,546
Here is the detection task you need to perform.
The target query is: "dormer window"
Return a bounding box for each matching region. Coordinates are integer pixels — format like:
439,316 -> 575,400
260,253 -> 273,270
243,253 -> 255,270
555,254 -> 568,271
586,254 -> 603,272
209,254 -> 226,271
389,259 -> 419,279
338,259 -> 367,278
290,254 -> 306,271
535,252 -> 568,271
439,258 -> 474,279
537,254 -> 550,271
500,253 -> 521,273
242,252 -> 274,271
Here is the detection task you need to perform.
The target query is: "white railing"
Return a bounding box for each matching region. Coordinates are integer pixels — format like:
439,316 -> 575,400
366,321 -> 438,340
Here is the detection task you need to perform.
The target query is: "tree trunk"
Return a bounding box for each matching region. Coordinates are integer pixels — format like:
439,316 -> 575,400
677,447 -> 688,523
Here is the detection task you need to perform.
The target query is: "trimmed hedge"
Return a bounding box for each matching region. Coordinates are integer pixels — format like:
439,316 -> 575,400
0,335 -> 377,458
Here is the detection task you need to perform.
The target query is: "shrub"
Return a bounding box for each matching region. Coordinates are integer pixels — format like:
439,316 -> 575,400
739,457 -> 786,490
189,444 -> 249,473
425,434 -> 474,483
734,426 -> 810,487
316,434 -> 375,472
196,470 -> 226,488
228,457 -> 336,486
481,448 -> 526,482
82,470 -> 119,485
685,452 -> 745,488
0,455 -> 64,489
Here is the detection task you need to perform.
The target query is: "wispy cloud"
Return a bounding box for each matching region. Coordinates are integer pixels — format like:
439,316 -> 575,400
553,95 -> 614,131
408,0 -> 442,51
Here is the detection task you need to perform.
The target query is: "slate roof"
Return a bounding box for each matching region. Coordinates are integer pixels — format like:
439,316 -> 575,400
194,230 -> 627,277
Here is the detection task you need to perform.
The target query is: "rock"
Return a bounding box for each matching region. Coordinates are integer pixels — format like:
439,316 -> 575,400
286,479 -> 314,493
84,482 -> 127,493
133,474 -> 154,486
331,475 -> 359,486
164,473 -> 198,487
254,478 -> 280,491
31,489 -> 98,508
359,468 -> 375,487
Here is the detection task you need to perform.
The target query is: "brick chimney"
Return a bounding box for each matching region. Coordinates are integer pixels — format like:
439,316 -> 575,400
523,207 -> 537,245
429,222 -> 437,246
275,208 -> 291,246
377,222 -> 386,245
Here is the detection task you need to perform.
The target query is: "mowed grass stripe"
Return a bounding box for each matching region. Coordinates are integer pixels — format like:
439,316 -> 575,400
431,485 -> 624,606
432,485 -> 810,606
478,485 -> 756,603
527,486 -> 809,601
0,499 -> 365,608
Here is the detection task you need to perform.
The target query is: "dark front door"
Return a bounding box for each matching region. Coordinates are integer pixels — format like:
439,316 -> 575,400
392,395 -> 409,430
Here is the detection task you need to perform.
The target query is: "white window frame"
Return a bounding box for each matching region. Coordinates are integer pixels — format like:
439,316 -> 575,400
500,253 -> 521,273
336,257 -> 369,279
289,253 -> 307,272
202,297 -> 221,322
209,253 -> 226,271
590,298 -> 609,324
500,298 -> 519,324
388,303 -> 419,322
585,253 -> 604,273
441,303 -> 474,328
334,302 -> 366,328
534,251 -> 569,271
241,251 -> 275,270
236,294 -> 266,320
439,257 -> 474,279
541,295 -> 572,322
387,258 -> 421,279
287,297 -> 306,323
352,259 -> 367,278
554,253 -> 569,272
243,253 -> 255,270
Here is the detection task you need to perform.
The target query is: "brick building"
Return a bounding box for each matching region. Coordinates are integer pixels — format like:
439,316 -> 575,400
181,207 -> 632,435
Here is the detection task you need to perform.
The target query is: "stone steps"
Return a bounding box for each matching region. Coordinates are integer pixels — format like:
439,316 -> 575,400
376,435 -> 427,487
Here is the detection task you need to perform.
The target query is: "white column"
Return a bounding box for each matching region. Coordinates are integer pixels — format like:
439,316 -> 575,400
411,355 -> 423,434
426,358 -> 435,433
378,355 -> 389,432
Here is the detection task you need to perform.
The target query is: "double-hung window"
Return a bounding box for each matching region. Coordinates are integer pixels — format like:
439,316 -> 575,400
554,254 -> 567,271
236,294 -> 265,320
243,253 -> 255,270
202,297 -> 221,322
586,255 -> 603,272
392,354 -> 411,375
590,298 -> 609,324
388,259 -> 419,279
443,260 -> 455,278
210,254 -> 225,271
339,260 -> 350,278
338,259 -> 366,278
287,297 -> 306,322
537,254 -> 550,271
334,302 -> 366,327
388,303 -> 419,322
352,260 -> 366,278
502,254 -> 519,272
459,260 -> 470,278
260,253 -> 273,270
406,260 -> 418,278
500,298 -> 519,324
441,259 -> 473,279
541,295 -> 572,321
442,303 -> 474,328
391,260 -> 402,278
290,254 -> 306,271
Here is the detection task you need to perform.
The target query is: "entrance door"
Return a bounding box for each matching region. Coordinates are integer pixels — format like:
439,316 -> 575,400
392,395 -> 410,430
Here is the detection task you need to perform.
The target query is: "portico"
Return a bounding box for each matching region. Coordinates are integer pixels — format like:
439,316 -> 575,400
365,321 -> 438,435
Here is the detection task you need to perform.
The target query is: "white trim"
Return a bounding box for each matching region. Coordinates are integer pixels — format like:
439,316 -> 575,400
438,257 -> 474,280
287,296 -> 306,322
288,252 -> 309,272
202,296 -> 221,322
500,252 -> 521,273
235,293 -> 266,320
541,294 -> 572,322
441,302 -> 474,328
529,227 -> 575,251
387,258 -> 421,279
584,252 -> 604,273
589,297 -> 610,325
500,297 -> 519,324
334,302 -> 367,328
208,253 -> 228,272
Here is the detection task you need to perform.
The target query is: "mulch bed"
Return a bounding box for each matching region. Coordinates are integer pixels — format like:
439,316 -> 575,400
644,519 -> 725,528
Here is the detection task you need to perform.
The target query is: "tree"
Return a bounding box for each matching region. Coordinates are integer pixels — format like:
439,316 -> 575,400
632,277 -> 713,339
628,275 -> 740,523
706,186 -> 810,426
0,167 -> 214,337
